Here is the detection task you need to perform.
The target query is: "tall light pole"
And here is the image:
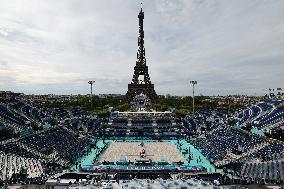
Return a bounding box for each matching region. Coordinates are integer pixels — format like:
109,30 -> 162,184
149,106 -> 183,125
88,80 -> 95,95
190,81 -> 197,114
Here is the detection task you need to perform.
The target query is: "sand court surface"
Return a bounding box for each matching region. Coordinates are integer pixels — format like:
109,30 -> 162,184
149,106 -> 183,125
99,141 -> 185,163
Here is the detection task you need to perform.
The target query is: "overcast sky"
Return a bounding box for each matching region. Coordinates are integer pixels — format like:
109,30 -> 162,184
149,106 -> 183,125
0,0 -> 283,96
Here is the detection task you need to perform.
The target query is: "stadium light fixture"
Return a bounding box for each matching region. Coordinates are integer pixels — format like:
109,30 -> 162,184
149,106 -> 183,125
88,80 -> 96,95
190,81 -> 197,114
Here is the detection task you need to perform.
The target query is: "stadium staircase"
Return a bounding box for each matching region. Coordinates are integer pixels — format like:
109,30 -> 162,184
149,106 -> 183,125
108,119 -> 113,125
152,119 -> 157,126
126,128 -> 130,136
127,119 -> 132,127
154,128 -> 159,136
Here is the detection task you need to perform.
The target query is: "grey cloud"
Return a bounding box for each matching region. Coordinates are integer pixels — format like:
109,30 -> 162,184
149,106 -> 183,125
0,0 -> 283,95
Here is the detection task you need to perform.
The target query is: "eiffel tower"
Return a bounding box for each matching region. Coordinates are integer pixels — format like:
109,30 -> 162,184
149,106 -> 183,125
126,5 -> 157,102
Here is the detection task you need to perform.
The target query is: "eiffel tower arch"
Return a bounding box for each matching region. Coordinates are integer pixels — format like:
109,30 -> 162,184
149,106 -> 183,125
126,6 -> 157,102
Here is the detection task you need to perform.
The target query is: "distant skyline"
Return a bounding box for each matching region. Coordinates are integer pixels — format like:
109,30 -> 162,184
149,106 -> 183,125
0,0 -> 284,96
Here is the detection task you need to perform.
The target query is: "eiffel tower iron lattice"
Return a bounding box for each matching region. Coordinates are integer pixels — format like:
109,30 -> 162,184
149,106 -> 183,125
126,6 -> 157,102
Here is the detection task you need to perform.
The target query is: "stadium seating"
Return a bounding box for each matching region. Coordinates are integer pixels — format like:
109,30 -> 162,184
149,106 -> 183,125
20,128 -> 90,164
0,151 -> 43,180
254,106 -> 284,129
112,118 -> 128,126
1,95 -> 283,187
240,143 -> 284,161
191,127 -> 264,162
67,178 -> 228,189
132,119 -> 153,127
241,159 -> 284,181
0,104 -> 28,130
183,118 -> 197,135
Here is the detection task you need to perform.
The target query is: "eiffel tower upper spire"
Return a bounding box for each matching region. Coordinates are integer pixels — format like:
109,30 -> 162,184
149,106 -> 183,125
137,3 -> 146,67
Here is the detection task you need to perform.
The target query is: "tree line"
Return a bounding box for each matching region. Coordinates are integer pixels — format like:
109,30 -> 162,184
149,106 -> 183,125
41,95 -> 244,118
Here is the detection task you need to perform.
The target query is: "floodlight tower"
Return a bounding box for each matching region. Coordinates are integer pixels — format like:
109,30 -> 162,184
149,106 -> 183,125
190,81 -> 197,114
88,80 -> 95,95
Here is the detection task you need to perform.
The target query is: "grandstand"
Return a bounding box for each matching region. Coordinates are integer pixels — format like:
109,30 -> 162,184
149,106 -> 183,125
0,89 -> 284,189
1,93 -> 283,188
